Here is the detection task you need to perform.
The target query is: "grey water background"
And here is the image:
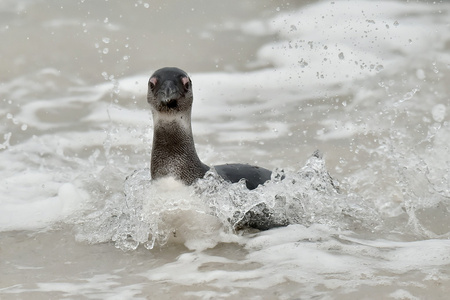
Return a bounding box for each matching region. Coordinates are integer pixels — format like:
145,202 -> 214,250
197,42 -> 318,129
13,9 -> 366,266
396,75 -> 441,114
1,0 -> 450,299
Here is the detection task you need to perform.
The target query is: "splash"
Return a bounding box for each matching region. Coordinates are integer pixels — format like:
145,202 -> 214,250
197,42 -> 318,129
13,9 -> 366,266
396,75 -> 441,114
75,167 -> 224,251
195,151 -> 380,232
75,152 -> 382,251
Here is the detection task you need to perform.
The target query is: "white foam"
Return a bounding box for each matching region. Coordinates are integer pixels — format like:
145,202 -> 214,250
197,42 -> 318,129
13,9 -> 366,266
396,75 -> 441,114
432,104 -> 446,123
138,223 -> 450,295
0,180 -> 88,232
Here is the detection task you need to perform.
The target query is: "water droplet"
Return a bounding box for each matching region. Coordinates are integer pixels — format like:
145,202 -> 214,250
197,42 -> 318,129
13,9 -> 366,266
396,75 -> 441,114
123,55 -> 129,61
144,3 -> 149,8
298,59 -> 308,68
290,25 -> 297,31
103,48 -> 109,54
432,62 -> 439,74
338,52 -> 345,60
102,37 -> 110,44
393,21 -> 399,27
21,124 -> 28,131
375,64 -> 384,72
399,88 -> 419,103
276,7 -> 280,12
432,104 -> 446,123
416,68 -> 425,80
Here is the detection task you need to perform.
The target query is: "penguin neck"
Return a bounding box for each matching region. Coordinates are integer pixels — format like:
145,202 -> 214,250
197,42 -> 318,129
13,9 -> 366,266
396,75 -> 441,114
150,112 -> 208,184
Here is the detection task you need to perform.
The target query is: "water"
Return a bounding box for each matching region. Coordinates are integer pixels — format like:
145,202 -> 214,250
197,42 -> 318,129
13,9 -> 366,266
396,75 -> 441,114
1,0 -> 450,299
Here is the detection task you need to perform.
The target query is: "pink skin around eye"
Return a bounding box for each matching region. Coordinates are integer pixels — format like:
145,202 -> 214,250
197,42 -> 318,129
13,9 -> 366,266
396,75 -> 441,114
149,77 -> 157,86
181,76 -> 190,88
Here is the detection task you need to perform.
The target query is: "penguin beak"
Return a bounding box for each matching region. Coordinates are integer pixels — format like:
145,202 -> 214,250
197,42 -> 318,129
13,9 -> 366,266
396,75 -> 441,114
157,80 -> 181,108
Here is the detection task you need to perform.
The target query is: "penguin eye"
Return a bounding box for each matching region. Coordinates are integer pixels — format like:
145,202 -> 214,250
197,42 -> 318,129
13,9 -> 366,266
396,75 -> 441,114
149,77 -> 157,91
181,76 -> 191,91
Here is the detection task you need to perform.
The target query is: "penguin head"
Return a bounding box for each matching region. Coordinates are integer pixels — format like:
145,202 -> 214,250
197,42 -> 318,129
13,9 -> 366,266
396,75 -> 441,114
147,67 -> 193,115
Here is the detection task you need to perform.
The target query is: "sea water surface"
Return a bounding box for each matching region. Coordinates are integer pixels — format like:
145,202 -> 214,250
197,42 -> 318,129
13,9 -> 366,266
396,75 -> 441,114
1,0 -> 450,299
